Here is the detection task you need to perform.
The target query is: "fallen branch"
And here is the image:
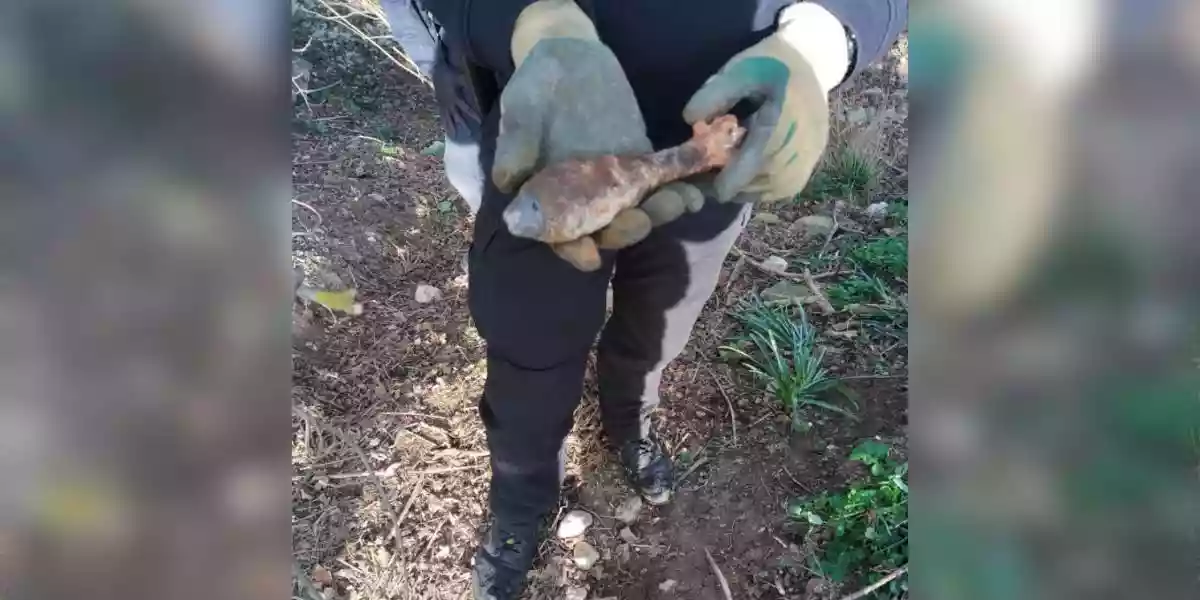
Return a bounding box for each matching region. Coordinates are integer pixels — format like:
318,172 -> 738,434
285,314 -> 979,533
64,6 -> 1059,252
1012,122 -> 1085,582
704,548 -> 734,600
802,267 -> 836,315
836,566 -> 908,600
731,247 -> 848,283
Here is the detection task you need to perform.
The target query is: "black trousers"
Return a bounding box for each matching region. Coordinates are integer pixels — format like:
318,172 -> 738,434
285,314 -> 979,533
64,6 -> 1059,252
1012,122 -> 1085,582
467,159 -> 751,528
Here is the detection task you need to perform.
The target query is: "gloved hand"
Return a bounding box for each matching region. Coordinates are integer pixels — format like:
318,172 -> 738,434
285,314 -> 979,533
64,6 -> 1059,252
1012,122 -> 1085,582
494,0 -> 696,270
678,18 -> 836,204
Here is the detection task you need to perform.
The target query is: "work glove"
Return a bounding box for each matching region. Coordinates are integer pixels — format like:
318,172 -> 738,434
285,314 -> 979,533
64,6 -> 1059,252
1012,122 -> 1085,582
679,6 -> 842,204
493,0 -> 698,271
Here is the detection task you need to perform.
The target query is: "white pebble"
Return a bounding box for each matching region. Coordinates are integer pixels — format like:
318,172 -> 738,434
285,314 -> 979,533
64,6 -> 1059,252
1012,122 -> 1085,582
573,541 -> 600,570
557,510 -> 593,539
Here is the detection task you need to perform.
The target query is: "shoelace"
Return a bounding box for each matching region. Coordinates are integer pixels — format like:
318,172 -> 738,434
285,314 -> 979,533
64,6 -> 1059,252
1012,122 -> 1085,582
625,438 -> 662,470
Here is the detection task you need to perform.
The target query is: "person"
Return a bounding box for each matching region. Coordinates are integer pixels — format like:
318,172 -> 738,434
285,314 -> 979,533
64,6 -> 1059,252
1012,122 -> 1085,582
384,1 -> 905,598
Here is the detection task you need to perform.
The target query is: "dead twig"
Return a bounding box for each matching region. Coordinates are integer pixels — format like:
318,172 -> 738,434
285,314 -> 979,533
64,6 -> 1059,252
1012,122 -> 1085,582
292,199 -> 323,227
724,253 -> 747,294
706,366 -> 738,446
704,548 -> 734,600
677,456 -> 710,485
817,207 -> 841,259
412,464 -> 487,475
395,472 -> 427,532
781,465 -> 813,494
836,566 -> 908,600
732,247 -> 805,282
419,514 -> 451,559
802,267 -> 836,314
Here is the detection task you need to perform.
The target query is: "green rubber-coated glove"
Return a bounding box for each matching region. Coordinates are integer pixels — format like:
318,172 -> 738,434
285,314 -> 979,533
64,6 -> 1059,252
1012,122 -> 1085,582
682,34 -> 831,203
497,0 -> 683,270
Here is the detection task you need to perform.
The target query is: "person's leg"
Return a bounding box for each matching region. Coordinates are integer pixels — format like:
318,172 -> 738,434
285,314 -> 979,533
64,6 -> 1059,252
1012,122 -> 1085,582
468,171 -> 613,596
597,203 -> 752,501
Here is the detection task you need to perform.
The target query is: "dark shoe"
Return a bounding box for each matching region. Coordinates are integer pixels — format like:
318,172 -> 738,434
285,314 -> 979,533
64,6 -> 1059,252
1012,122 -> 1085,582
618,435 -> 674,505
471,521 -> 538,600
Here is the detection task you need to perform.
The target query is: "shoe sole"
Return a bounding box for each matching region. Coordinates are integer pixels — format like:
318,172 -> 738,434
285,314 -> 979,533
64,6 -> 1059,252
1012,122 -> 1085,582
643,489 -> 672,506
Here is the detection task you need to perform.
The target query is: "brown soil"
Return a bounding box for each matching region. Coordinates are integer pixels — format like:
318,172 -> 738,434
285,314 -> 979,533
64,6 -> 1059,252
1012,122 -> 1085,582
292,35 -> 907,600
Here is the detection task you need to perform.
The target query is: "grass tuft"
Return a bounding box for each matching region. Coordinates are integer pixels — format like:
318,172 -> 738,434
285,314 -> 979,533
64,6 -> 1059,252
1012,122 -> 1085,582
722,299 -> 856,430
801,147 -> 881,204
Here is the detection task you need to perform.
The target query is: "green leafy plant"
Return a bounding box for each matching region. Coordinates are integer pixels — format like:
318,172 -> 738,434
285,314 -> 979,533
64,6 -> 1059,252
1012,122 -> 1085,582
788,440 -> 909,597
722,300 -> 856,430
825,273 -> 893,309
847,236 -> 908,280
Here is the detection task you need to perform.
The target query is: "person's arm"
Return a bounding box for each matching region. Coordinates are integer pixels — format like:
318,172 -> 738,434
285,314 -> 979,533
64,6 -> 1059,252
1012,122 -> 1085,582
418,0 -> 538,76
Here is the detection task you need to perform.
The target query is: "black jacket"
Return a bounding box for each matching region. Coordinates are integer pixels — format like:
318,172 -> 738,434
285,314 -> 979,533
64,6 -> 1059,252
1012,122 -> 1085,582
421,0 -> 906,147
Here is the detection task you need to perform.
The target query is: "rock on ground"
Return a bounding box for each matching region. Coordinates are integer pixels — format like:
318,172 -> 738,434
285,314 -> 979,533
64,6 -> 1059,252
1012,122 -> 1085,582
615,496 -> 643,525
791,214 -> 835,240
557,510 -> 593,539
573,542 -> 600,570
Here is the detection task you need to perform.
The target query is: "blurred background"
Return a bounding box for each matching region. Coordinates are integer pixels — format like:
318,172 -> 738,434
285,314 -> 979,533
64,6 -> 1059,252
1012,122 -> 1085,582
911,0 -> 1199,598
0,1 -> 289,599
0,0 -> 1195,599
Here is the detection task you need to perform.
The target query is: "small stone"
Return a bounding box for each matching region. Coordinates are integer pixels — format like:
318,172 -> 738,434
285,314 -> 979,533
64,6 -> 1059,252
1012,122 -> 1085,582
752,211 -> 782,225
846,106 -> 869,125
618,527 -> 638,544
658,579 -> 678,593
805,577 -> 830,598
310,564 -> 333,587
791,215 -> 835,240
414,284 -> 442,304
557,510 -> 594,539
762,281 -> 813,304
761,255 -> 789,274
615,496 -> 643,525
573,542 -> 601,570
564,585 -> 589,600
865,201 -> 890,220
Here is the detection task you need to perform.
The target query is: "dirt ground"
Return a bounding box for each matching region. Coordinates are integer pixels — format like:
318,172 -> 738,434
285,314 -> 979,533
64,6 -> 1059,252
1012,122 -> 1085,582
292,34 -> 908,600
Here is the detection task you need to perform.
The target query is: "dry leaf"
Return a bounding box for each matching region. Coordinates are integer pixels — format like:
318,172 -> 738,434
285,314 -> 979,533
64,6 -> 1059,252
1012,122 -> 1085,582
311,564 -> 333,587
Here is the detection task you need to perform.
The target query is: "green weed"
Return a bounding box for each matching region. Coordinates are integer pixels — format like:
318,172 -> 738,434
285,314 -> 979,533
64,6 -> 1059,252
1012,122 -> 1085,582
801,147 -> 880,204
847,236 -> 907,280
826,274 -> 891,308
722,300 -> 857,430
789,439 -> 909,597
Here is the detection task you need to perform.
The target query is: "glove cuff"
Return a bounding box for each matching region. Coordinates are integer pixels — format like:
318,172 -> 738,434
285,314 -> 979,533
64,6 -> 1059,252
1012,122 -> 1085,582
776,2 -> 851,93
511,0 -> 600,67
